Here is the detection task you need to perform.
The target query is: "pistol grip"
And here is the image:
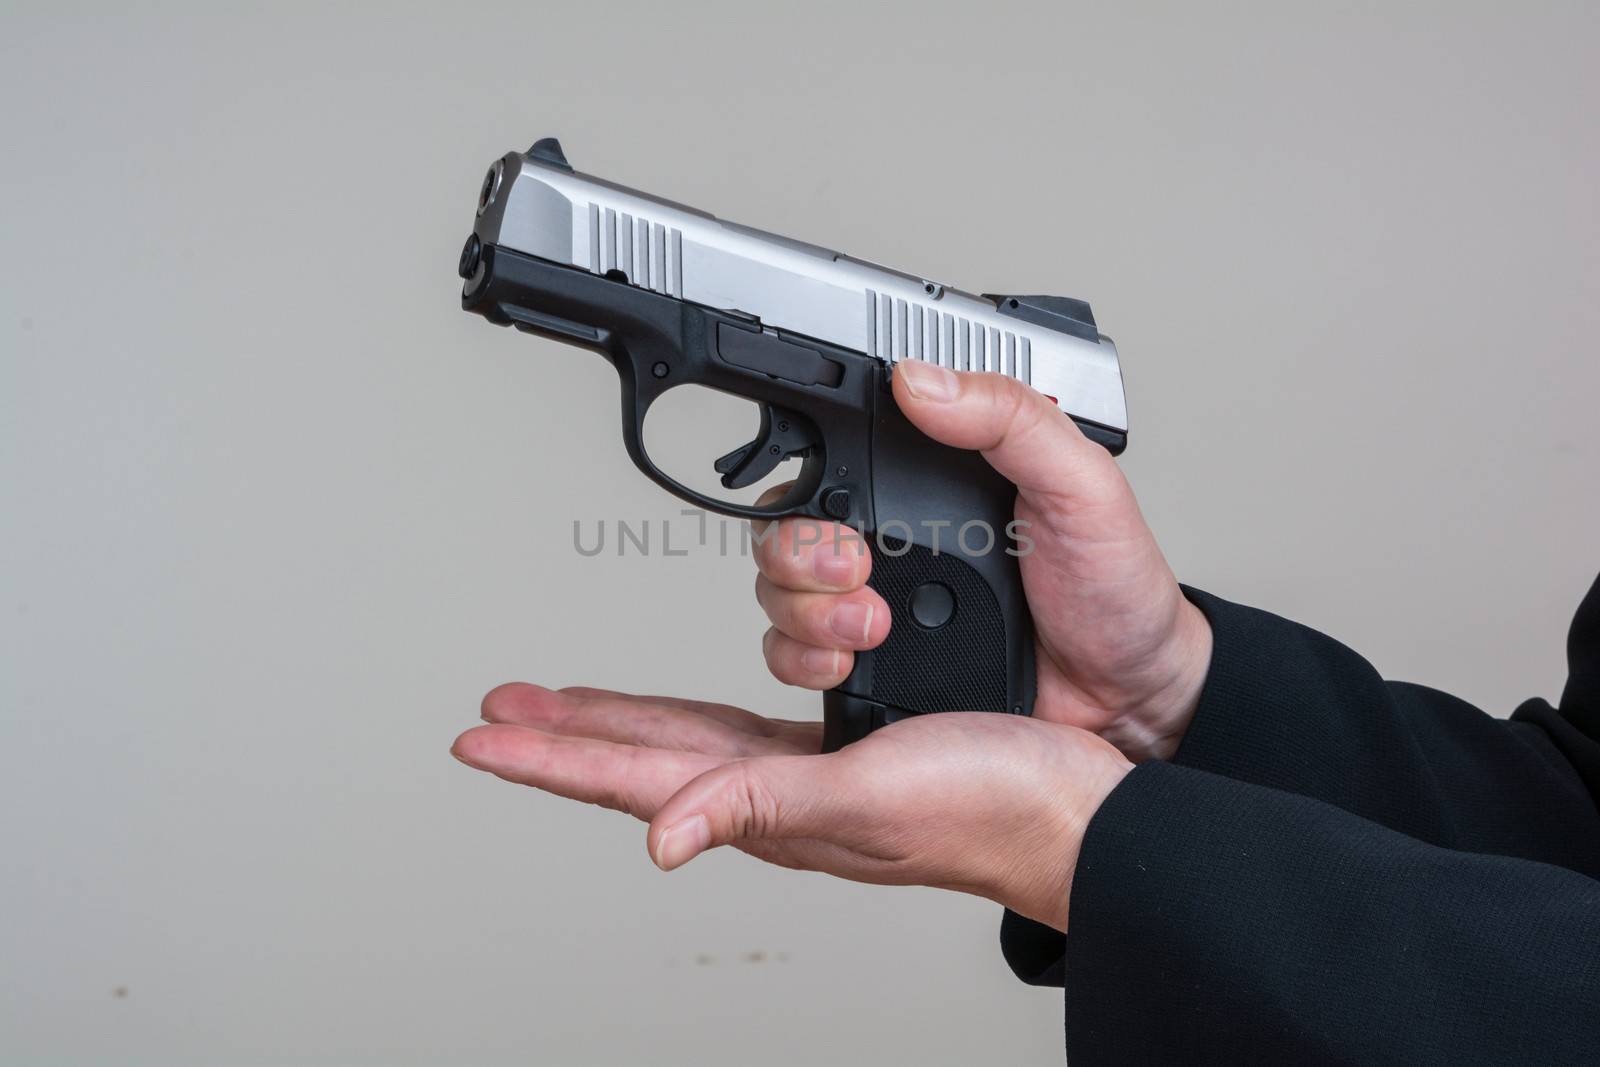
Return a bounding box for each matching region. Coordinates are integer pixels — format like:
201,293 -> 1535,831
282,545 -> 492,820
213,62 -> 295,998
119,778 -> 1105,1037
822,383 -> 1036,751
821,691 -> 884,753
823,546 -> 1035,751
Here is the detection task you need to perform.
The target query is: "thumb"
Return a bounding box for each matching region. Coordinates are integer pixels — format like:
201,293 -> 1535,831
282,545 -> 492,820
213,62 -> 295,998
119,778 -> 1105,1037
892,360 -> 1127,509
646,754 -> 848,870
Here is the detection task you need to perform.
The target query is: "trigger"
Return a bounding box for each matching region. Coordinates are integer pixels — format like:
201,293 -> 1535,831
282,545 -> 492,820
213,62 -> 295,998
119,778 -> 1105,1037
713,405 -> 818,490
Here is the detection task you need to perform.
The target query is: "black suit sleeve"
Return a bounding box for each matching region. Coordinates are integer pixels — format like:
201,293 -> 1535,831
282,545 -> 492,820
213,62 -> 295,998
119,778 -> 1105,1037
1165,581 -> 1600,865
999,575 -> 1600,1063
1060,761 -> 1600,1065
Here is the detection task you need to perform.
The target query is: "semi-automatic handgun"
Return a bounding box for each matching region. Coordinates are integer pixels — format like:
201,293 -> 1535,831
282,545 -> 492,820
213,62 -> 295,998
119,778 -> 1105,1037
458,138 -> 1128,752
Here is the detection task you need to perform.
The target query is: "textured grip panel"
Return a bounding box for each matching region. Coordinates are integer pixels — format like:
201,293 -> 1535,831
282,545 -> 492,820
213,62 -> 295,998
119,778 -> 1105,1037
866,538 -> 1009,714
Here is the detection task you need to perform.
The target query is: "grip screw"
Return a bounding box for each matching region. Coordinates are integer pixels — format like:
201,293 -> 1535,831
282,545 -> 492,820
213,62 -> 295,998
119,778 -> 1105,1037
651,361 -> 670,378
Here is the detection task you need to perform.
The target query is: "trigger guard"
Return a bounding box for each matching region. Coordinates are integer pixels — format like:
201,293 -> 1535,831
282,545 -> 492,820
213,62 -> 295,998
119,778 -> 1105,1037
628,389 -> 827,520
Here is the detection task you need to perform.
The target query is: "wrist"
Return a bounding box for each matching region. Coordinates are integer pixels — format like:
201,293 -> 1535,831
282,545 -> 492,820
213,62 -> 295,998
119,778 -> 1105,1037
1107,597 -> 1213,762
1000,739 -> 1132,933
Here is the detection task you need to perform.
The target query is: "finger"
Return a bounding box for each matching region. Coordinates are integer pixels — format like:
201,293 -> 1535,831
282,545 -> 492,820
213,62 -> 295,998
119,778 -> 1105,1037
488,682 -> 783,737
452,723 -> 722,819
761,627 -> 853,689
748,481 -> 804,553
612,692 -> 824,751
750,481 -> 796,523
485,684 -> 827,753
646,753 -> 851,869
754,576 -> 889,651
892,361 -> 1130,508
561,688 -> 825,752
562,688 -> 802,736
751,515 -> 871,593
481,683 -> 783,757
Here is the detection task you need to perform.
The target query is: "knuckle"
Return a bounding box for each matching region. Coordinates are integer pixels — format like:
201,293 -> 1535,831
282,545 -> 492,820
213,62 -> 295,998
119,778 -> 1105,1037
759,521 -> 806,578
965,372 -> 1036,451
998,376 -> 1042,434
606,747 -> 647,817
793,595 -> 829,639
763,630 -> 846,688
730,763 -> 782,840
781,522 -> 819,565
752,521 -> 786,567
761,627 -> 798,672
765,590 -> 803,634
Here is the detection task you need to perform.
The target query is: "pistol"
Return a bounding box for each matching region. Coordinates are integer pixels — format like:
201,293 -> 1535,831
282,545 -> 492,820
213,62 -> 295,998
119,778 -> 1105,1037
458,138 -> 1128,752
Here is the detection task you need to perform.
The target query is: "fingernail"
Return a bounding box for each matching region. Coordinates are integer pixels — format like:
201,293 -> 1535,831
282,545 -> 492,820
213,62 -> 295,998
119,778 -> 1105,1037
801,646 -> 840,676
653,814 -> 711,871
829,601 -> 873,644
812,545 -> 856,586
898,360 -> 958,402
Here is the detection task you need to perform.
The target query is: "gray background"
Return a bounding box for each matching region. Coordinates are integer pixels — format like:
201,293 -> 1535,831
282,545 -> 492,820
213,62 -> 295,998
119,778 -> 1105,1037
3,2 -> 1597,1064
